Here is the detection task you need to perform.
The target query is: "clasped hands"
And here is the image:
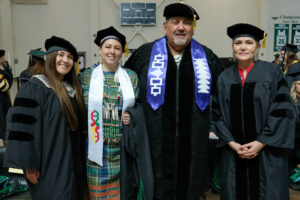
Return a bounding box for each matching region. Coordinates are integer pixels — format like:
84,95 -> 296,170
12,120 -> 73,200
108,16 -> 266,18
228,141 -> 265,159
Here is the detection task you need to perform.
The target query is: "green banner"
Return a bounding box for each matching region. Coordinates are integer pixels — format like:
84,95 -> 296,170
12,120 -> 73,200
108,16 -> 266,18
292,24 -> 300,50
274,24 -> 289,52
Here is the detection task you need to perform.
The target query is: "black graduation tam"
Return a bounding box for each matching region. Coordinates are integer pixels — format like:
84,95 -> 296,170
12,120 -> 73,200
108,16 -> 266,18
163,3 -> 199,20
285,44 -> 299,53
0,50 -> 5,57
281,45 -> 286,51
94,26 -> 126,51
274,54 -> 280,59
227,23 -> 266,41
292,73 -> 300,84
28,48 -> 46,60
45,36 -> 78,62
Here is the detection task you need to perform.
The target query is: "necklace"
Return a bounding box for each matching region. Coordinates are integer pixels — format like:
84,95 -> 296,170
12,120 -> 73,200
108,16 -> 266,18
102,72 -> 121,121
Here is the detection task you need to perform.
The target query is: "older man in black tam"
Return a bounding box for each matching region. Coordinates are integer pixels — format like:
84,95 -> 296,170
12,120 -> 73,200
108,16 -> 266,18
124,2 -> 223,199
0,49 -> 13,141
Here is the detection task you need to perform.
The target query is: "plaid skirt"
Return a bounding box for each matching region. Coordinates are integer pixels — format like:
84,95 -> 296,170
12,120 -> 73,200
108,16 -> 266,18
87,141 -> 120,200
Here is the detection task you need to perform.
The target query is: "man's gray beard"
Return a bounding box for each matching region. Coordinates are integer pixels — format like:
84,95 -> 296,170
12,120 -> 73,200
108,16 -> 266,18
174,37 -> 188,46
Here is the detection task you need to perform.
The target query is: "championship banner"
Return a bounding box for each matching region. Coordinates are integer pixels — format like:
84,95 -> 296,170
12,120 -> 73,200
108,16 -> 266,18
292,24 -> 300,51
274,24 -> 289,52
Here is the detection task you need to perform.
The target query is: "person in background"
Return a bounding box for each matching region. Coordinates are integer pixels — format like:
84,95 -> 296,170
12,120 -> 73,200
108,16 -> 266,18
283,44 -> 300,88
4,36 -> 87,200
81,26 -> 139,199
213,23 -> 295,200
124,2 -> 223,199
272,53 -> 281,64
289,76 -> 300,191
0,49 -> 13,143
20,48 -> 46,86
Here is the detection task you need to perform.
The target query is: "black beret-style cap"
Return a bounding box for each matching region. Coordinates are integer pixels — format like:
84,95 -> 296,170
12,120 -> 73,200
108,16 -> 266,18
227,23 -> 266,41
0,50 -> 5,57
285,44 -> 299,53
94,26 -> 126,51
280,45 -> 287,51
292,73 -> 300,83
28,48 -> 46,60
163,3 -> 199,20
45,36 -> 78,62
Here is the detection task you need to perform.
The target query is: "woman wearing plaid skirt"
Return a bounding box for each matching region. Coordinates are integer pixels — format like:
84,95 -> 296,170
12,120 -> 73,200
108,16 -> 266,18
81,26 -> 139,199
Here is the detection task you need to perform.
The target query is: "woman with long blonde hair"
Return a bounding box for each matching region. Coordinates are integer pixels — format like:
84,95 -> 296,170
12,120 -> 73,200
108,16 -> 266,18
289,79 -> 300,191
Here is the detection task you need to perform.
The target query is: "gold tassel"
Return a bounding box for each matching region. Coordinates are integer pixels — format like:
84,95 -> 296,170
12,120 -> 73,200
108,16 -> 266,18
76,59 -> 80,74
124,43 -> 129,57
193,14 -> 196,31
179,1 -> 196,31
262,33 -> 266,48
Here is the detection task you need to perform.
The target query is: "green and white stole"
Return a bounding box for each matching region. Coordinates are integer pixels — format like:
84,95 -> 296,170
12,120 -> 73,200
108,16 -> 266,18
88,64 -> 135,166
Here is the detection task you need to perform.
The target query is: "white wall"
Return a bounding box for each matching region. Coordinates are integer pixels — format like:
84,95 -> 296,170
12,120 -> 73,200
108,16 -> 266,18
0,0 -> 14,74
1,0 -> 300,77
97,0 -> 173,65
185,0 -> 261,58
12,3 -> 48,76
98,0 -> 260,62
11,0 -> 92,76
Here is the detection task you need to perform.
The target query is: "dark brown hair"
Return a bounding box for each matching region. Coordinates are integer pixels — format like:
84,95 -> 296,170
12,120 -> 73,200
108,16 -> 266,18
44,51 -> 86,132
284,51 -> 300,73
33,59 -> 45,75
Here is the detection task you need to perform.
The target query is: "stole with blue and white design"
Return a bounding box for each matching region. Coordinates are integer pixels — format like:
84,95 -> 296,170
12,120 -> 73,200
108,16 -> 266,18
147,36 -> 211,112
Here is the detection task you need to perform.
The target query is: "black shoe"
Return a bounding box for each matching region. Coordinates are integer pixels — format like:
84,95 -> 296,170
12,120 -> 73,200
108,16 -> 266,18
289,181 -> 300,191
210,182 -> 220,194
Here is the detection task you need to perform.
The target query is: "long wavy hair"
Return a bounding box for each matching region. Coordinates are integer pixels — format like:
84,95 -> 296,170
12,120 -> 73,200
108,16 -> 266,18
290,81 -> 300,103
284,51 -> 300,73
26,56 -> 42,75
33,59 -> 45,75
44,51 -> 86,132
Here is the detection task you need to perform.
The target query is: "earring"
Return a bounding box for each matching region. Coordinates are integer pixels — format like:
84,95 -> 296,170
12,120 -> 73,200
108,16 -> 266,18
253,50 -> 259,61
232,52 -> 237,62
98,55 -> 102,64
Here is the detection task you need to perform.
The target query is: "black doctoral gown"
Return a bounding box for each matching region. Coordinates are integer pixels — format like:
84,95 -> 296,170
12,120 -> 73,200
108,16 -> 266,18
292,100 -> 300,164
213,60 -> 295,200
124,41 -> 223,200
19,68 -> 34,86
285,61 -> 300,88
4,78 -> 87,200
295,100 -> 300,161
0,64 -> 13,139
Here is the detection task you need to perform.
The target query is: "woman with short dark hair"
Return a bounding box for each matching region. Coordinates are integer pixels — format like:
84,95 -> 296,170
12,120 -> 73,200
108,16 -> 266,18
213,23 -> 295,200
